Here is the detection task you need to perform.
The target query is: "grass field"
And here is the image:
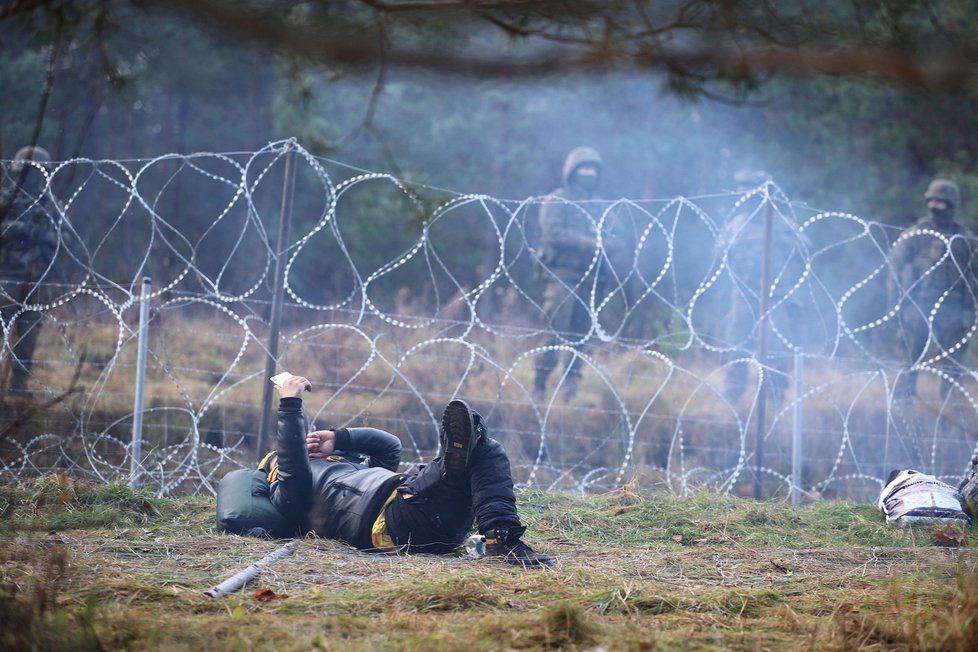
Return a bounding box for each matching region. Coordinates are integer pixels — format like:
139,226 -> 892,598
1,475 -> 976,651
10,306 -> 977,503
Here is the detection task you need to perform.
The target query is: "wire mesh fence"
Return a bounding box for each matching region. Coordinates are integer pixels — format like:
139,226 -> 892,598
2,140 -> 977,500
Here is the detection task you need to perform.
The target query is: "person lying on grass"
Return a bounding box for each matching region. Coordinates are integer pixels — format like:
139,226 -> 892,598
258,373 -> 553,569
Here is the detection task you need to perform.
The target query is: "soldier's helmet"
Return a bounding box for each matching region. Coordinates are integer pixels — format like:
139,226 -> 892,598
10,145 -> 52,174
733,168 -> 772,191
562,146 -> 603,186
924,178 -> 960,207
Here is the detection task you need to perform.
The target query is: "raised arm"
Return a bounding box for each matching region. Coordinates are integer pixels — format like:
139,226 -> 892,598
267,375 -> 314,526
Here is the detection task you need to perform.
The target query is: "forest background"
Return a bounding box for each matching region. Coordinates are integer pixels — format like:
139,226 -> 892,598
3,2 -> 978,498
4,0 -> 978,269
4,10 -> 978,650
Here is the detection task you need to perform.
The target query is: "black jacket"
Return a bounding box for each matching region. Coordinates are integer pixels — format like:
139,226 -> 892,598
268,397 -> 406,549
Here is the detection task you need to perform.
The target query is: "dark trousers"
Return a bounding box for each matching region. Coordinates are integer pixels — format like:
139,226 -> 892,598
534,272 -> 591,389
1,285 -> 43,390
721,298 -> 800,405
895,307 -> 972,399
384,437 -> 522,553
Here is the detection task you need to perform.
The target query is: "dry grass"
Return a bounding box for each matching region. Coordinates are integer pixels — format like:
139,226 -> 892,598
10,307 -> 967,502
2,477 -> 977,651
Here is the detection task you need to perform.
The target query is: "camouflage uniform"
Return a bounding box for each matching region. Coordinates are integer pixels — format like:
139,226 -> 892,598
533,147 -> 606,399
719,170 -> 809,404
959,454 -> 978,517
887,179 -> 978,399
0,147 -> 60,393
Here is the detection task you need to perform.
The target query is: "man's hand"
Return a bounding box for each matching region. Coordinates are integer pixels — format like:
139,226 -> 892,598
307,430 -> 336,459
275,374 -> 311,398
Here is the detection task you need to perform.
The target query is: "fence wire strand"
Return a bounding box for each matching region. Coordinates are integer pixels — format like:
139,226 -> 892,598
2,140 -> 977,501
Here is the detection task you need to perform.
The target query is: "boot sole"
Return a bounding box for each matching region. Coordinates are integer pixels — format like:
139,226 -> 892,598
442,399 -> 476,479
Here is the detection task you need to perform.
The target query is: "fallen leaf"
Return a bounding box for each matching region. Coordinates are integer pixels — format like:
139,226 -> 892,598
770,558 -> 791,572
253,588 -> 288,602
253,588 -> 274,601
671,535 -> 683,543
933,523 -> 968,547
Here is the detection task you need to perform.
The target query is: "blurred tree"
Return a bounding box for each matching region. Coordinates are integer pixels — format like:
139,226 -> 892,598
5,0 -> 978,307
151,0 -> 978,94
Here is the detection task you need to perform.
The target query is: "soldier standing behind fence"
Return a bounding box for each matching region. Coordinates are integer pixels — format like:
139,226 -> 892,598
0,146 -> 60,398
886,178 -> 978,400
532,146 -> 608,401
718,169 -> 810,405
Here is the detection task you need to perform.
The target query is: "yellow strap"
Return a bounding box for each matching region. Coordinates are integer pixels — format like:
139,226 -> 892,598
370,489 -> 401,551
257,451 -> 279,483
257,450 -> 276,471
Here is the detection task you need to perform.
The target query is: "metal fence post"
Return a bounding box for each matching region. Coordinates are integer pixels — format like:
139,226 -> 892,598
130,276 -> 151,488
792,350 -> 804,507
257,146 -> 296,455
754,195 -> 773,500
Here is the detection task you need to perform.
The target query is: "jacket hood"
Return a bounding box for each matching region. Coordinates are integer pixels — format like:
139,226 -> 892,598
562,147 -> 603,186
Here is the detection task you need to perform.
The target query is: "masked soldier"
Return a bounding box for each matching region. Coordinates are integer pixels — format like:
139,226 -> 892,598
887,179 -> 978,399
0,146 -> 60,396
533,146 -> 606,401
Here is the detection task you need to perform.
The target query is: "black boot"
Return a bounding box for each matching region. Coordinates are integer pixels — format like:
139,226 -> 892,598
441,399 -> 478,481
483,526 -> 554,569
470,410 -> 488,442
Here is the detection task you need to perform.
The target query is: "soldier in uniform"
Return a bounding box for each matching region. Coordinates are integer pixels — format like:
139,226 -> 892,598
533,146 -> 605,401
0,146 -> 60,396
887,179 -> 978,399
718,169 -> 809,405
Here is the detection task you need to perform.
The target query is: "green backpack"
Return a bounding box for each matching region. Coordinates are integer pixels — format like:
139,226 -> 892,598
215,469 -> 296,538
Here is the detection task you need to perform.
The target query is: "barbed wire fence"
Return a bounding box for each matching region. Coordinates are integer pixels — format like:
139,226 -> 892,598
2,139 -> 977,502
